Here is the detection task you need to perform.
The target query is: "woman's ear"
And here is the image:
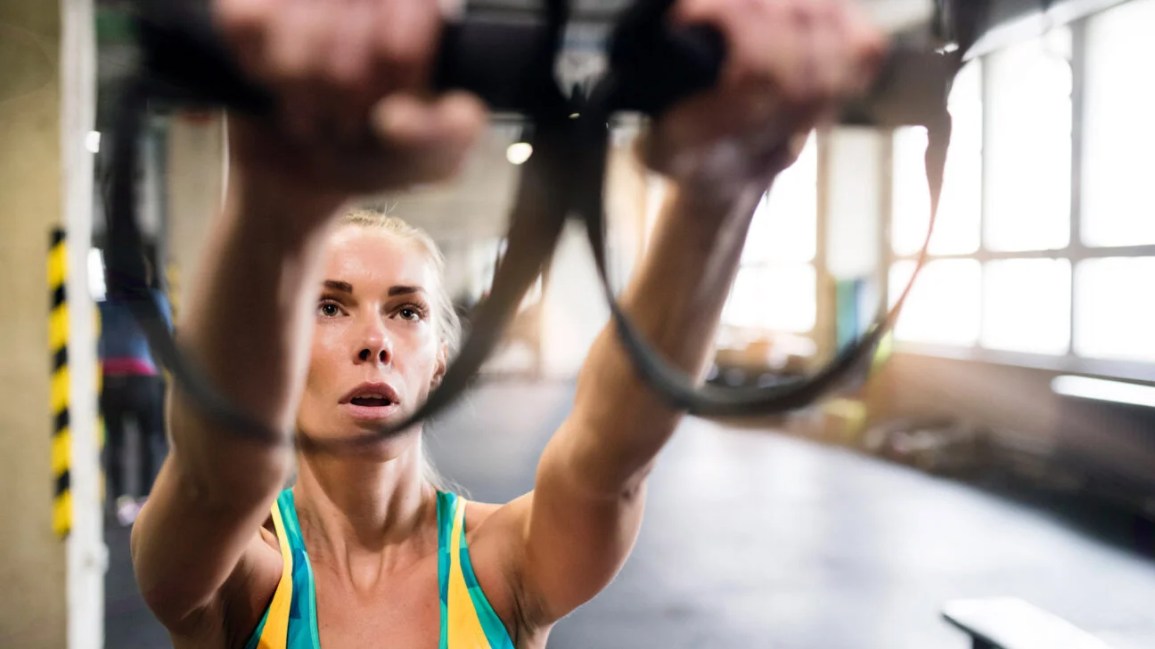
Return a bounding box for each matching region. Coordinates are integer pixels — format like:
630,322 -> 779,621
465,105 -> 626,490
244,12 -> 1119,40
431,342 -> 448,389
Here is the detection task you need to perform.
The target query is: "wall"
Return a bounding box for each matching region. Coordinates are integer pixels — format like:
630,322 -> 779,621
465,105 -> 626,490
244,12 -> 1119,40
165,112 -> 226,311
0,2 -> 69,646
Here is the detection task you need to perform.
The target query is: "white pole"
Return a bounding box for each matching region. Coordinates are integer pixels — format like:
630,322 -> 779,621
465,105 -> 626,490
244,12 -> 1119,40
60,0 -> 105,647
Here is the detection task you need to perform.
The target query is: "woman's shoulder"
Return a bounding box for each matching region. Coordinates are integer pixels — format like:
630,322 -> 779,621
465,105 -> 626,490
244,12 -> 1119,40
217,507 -> 284,647
451,491 -> 533,539
462,498 -> 504,529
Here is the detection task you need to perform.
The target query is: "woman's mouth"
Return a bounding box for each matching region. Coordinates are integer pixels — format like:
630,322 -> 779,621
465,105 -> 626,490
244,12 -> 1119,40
340,383 -> 402,421
350,395 -> 393,407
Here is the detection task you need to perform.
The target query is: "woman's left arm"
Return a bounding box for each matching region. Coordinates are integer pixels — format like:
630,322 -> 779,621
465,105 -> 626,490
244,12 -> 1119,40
481,0 -> 888,629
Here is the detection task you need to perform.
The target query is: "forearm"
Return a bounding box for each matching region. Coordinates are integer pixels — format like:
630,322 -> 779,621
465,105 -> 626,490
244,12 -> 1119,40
168,172 -> 342,509
564,181 -> 766,495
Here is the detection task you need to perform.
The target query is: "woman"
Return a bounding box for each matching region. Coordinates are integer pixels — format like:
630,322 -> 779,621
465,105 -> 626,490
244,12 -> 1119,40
132,0 -> 884,647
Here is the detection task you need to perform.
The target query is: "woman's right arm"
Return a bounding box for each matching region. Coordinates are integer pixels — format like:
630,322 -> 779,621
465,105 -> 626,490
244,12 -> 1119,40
130,166 -> 338,633
130,0 -> 486,634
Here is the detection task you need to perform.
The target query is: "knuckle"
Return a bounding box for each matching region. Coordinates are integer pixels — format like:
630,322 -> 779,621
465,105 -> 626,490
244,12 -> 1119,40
377,39 -> 424,72
214,0 -> 271,37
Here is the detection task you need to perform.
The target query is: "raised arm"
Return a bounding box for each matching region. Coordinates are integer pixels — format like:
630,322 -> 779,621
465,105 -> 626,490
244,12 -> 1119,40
131,0 -> 485,633
508,0 -> 886,626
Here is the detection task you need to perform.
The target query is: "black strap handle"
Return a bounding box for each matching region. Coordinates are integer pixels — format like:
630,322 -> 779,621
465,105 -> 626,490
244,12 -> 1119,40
134,0 -> 724,117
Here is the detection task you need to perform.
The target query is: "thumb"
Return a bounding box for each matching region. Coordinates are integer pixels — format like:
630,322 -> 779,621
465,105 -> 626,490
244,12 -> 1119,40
370,92 -> 487,184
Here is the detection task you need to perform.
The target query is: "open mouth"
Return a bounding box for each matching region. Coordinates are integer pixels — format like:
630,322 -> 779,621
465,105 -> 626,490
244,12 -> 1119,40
341,383 -> 402,420
349,395 -> 394,407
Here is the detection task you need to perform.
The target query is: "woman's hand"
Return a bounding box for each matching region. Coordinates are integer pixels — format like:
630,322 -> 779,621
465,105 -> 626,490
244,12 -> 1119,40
212,0 -> 486,210
644,0 -> 886,203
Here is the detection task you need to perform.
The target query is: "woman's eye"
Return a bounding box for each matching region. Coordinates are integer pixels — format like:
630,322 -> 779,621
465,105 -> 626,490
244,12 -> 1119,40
398,306 -> 425,321
318,302 -> 343,318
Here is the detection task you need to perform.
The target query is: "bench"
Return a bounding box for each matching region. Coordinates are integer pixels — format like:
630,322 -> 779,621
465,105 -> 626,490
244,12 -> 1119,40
942,597 -> 1114,649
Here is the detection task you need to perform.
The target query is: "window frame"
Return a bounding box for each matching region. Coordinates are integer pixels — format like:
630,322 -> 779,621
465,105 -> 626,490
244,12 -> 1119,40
721,134 -> 823,339
886,15 -> 1155,383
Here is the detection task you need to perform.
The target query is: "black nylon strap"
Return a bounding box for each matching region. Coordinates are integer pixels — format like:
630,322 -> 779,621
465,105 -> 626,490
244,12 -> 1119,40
570,75 -> 955,416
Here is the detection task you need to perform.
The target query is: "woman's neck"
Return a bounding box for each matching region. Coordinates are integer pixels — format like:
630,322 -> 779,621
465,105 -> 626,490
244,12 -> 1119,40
292,434 -> 439,591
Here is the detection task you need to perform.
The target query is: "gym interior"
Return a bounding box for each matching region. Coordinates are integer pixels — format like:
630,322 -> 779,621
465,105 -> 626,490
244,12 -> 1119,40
2,0 -> 1154,647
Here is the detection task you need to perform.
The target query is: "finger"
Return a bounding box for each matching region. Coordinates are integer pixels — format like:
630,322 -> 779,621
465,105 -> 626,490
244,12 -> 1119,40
808,2 -> 849,104
268,2 -> 338,140
328,0 -> 377,88
836,0 -> 888,95
769,1 -> 828,103
213,0 -> 278,40
326,0 -> 380,140
266,1 -> 328,83
372,0 -> 442,94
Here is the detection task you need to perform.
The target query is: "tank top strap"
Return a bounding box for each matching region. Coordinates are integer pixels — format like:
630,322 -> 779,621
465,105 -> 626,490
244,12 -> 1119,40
437,491 -> 515,649
244,490 -> 321,649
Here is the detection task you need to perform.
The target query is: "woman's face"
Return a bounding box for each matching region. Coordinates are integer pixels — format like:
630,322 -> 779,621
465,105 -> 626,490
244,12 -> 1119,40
297,225 -> 446,443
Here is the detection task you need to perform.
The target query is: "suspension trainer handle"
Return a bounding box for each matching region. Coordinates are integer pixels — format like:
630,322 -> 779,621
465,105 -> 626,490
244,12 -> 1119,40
134,0 -> 725,117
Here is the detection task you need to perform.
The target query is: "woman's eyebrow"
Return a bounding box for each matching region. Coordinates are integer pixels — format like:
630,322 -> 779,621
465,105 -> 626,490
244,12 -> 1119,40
388,285 -> 425,296
323,280 -> 353,293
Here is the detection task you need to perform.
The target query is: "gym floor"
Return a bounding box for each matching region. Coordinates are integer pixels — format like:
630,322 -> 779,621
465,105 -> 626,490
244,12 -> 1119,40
106,380 -> 1155,648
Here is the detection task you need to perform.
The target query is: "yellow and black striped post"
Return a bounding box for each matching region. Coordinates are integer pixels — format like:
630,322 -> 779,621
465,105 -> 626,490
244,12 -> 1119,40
48,228 -> 72,538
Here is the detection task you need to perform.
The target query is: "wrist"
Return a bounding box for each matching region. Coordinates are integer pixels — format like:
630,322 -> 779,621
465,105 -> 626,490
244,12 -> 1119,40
226,115 -> 353,223
224,167 -> 349,247
664,178 -> 766,231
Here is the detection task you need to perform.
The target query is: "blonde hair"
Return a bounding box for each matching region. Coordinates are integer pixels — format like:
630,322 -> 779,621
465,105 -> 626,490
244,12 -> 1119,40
338,208 -> 460,492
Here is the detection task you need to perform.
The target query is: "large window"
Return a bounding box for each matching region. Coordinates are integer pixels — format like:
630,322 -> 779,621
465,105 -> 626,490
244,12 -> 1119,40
1074,258 -> 1155,362
722,135 -> 819,334
890,59 -> 987,346
890,7 -> 1155,374
1082,0 -> 1155,248
892,63 -> 983,256
890,259 -> 981,346
984,29 -> 1073,252
982,259 -> 1071,355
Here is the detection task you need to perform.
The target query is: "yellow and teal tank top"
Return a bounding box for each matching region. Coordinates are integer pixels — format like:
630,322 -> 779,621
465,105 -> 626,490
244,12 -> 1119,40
243,490 -> 515,649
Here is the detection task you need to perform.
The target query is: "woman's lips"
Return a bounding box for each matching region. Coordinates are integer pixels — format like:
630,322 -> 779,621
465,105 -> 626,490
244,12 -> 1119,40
341,401 -> 401,421
340,381 -> 400,405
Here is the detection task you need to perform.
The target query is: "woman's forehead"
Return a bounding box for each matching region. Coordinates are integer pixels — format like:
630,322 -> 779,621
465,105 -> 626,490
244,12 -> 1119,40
323,226 -> 437,290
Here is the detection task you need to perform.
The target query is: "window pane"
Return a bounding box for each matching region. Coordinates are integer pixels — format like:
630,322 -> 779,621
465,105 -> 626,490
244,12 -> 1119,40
890,259 -> 982,345
722,264 -> 816,333
1082,0 -> 1155,247
981,259 -> 1071,355
1074,257 -> 1155,362
743,135 -> 818,264
985,31 -> 1072,252
892,62 -> 982,256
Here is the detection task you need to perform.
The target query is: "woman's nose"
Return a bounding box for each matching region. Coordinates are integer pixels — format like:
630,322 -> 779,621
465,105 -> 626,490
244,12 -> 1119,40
357,347 -> 389,363
356,323 -> 392,365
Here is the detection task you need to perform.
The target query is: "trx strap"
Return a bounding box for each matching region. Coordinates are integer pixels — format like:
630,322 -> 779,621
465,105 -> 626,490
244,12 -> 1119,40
105,0 -> 959,451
